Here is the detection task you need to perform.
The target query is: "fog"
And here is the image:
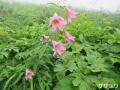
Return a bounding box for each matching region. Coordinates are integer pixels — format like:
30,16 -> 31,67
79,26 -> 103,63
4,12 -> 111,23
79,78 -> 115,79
6,0 -> 120,12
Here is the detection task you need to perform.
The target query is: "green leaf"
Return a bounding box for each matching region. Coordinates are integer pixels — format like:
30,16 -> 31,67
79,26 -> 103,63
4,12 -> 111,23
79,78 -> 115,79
39,44 -> 48,59
53,75 -> 78,90
2,52 -> 9,58
79,81 -> 92,90
54,64 -> 65,72
66,61 -> 77,72
72,43 -> 83,54
72,77 -> 82,86
11,72 -> 24,86
79,34 -> 84,42
54,64 -> 65,80
3,73 -> 17,90
47,3 -> 60,8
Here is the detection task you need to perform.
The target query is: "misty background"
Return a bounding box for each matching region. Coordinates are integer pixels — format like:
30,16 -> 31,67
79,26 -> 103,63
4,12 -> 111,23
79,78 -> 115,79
2,0 -> 120,13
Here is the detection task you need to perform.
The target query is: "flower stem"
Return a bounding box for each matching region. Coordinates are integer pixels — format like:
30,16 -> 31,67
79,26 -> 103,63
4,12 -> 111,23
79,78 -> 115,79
30,79 -> 33,90
56,30 -> 58,41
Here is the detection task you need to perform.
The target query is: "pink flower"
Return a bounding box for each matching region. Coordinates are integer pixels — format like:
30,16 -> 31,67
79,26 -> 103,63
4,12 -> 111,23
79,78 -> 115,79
65,7 -> 78,22
25,69 -> 34,80
50,13 -> 67,32
64,31 -> 75,43
40,34 -> 50,41
52,40 -> 66,56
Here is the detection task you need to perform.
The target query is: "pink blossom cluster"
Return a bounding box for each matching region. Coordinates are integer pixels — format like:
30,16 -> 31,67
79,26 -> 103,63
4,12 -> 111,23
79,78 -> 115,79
25,7 -> 78,80
25,69 -> 34,80
40,7 -> 78,56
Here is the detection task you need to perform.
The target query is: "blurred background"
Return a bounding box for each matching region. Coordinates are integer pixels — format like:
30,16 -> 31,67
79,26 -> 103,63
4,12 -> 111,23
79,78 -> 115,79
2,0 -> 120,13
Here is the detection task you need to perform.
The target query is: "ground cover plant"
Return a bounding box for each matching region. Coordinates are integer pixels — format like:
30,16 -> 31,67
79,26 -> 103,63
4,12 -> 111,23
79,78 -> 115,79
0,1 -> 120,90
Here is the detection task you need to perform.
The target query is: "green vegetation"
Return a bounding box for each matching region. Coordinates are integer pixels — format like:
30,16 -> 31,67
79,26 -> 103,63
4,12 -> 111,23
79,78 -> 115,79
0,1 -> 120,90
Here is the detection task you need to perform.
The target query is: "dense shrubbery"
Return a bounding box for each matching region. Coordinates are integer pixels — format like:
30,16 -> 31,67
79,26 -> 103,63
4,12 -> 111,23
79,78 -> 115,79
0,2 -> 120,90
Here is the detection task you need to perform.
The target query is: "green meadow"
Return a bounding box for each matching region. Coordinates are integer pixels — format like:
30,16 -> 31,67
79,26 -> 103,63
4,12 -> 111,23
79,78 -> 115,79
0,1 -> 120,90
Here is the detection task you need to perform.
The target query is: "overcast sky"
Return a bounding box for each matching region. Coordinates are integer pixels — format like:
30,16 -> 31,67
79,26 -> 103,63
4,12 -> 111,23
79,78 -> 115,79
11,0 -> 120,12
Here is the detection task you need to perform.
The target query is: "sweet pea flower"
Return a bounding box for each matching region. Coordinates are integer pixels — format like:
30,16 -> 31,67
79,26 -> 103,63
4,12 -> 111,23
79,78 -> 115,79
40,34 -> 50,41
25,69 -> 34,80
50,13 -> 67,32
65,7 -> 78,22
64,30 -> 75,43
52,40 -> 66,56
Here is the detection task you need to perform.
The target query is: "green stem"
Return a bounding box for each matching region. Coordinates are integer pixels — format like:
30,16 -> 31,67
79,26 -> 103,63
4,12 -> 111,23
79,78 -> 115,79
23,78 -> 26,90
30,79 -> 33,90
55,30 -> 58,41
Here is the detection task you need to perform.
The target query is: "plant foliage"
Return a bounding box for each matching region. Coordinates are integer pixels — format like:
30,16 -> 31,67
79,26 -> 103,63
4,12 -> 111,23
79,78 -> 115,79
0,1 -> 120,90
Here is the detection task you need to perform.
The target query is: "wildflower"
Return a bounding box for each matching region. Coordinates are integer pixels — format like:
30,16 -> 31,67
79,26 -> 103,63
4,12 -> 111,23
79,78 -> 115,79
52,40 -> 66,56
40,34 -> 50,41
64,30 -> 75,43
65,7 -> 78,22
25,69 -> 34,80
50,13 -> 67,32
